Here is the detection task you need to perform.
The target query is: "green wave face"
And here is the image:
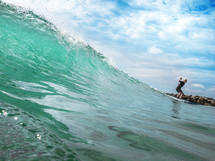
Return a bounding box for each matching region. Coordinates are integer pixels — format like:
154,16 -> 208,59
0,2 -> 215,161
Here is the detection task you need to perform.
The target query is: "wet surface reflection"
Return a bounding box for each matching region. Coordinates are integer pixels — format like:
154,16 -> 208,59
171,100 -> 181,119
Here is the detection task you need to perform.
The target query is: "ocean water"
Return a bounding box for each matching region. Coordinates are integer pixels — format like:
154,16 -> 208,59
0,2 -> 215,161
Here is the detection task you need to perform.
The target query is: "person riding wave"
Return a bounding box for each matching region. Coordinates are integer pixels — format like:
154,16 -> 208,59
176,77 -> 187,99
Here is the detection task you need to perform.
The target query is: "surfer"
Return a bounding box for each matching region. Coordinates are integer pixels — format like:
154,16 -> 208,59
176,77 -> 187,99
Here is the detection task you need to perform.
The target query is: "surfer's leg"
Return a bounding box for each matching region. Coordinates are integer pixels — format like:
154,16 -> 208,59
176,93 -> 179,98
180,90 -> 185,99
177,89 -> 183,99
179,91 -> 184,99
179,93 -> 183,99
176,92 -> 181,98
176,88 -> 181,98
181,91 -> 184,96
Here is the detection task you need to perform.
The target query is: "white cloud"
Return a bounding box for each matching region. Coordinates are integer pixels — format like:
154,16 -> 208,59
184,85 -> 215,98
2,0 -> 116,39
135,51 -> 215,68
3,0 -> 115,16
127,0 -> 158,8
191,84 -> 205,88
207,87 -> 215,91
147,46 -> 163,54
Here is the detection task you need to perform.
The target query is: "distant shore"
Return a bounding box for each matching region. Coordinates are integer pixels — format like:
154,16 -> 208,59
166,93 -> 215,107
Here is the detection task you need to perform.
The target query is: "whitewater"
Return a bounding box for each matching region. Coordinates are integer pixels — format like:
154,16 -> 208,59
0,2 -> 215,161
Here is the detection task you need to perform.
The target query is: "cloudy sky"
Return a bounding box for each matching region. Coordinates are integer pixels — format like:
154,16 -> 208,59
3,0 -> 215,97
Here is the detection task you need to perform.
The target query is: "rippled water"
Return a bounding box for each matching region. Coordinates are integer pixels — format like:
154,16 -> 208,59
0,2 -> 215,161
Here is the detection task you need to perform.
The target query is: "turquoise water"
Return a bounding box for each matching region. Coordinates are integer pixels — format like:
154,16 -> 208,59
1,2 -> 215,161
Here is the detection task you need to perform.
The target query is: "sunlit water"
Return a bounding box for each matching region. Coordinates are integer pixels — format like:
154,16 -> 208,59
0,2 -> 215,161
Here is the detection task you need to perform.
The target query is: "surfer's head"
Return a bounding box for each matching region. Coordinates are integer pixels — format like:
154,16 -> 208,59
184,79 -> 187,83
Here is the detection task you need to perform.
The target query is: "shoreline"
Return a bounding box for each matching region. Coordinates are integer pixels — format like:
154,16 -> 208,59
166,93 -> 215,107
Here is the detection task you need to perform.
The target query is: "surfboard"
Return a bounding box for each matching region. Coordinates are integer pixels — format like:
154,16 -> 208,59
168,95 -> 184,102
167,95 -> 200,105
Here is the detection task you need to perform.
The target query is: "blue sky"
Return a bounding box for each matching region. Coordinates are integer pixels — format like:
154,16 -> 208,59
3,0 -> 215,97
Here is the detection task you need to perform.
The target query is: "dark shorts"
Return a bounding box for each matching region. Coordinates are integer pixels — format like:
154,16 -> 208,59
176,87 -> 182,93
